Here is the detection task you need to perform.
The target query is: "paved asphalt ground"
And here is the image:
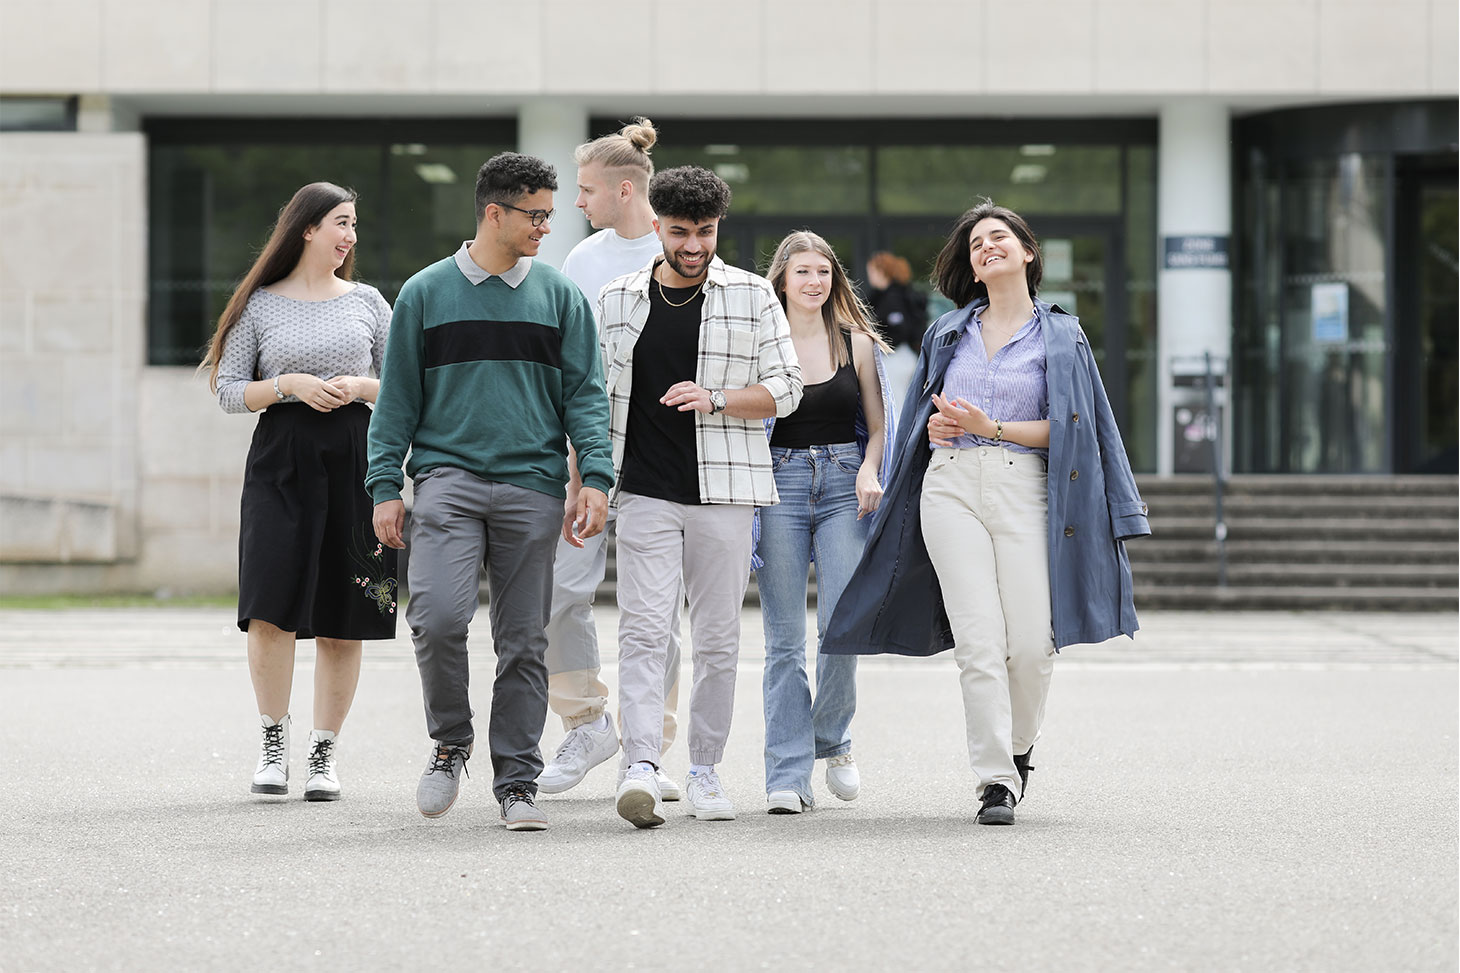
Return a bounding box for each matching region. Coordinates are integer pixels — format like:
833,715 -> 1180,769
1,608 -> 1455,972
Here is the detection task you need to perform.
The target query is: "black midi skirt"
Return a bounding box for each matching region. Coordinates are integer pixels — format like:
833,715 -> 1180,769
237,401 -> 398,641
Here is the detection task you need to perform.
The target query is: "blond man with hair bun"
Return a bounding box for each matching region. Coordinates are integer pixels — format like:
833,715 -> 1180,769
538,118 -> 686,802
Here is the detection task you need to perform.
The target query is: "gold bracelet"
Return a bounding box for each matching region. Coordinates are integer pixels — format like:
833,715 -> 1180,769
994,419 -> 1004,442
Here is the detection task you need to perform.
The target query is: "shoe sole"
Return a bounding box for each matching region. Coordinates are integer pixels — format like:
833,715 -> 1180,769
616,789 -> 665,829
501,818 -> 549,831
659,786 -> 682,802
419,794 -> 458,819
250,783 -> 287,796
828,787 -> 859,801
977,809 -> 1015,825
304,790 -> 341,802
687,807 -> 737,821
767,802 -> 804,815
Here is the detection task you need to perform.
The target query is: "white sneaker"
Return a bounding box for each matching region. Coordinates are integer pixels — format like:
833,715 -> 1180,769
538,715 -> 619,794
304,729 -> 340,802
615,765 -> 665,829
655,768 -> 682,802
767,790 -> 807,814
251,714 -> 290,796
825,753 -> 860,801
684,770 -> 736,821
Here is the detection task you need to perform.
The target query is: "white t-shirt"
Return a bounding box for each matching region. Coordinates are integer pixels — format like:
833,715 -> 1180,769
560,228 -> 663,328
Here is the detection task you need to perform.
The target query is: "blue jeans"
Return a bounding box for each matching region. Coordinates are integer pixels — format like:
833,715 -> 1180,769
755,442 -> 869,804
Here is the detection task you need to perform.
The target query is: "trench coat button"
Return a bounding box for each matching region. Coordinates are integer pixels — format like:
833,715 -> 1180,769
1071,412 -> 1080,422
1141,503 -> 1148,514
1064,526 -> 1075,537
1070,469 -> 1079,481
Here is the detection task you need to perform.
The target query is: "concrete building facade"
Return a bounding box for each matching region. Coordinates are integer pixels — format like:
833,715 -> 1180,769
1,1 -> 1456,594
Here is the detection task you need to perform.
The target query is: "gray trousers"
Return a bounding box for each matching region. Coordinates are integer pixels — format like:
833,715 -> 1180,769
407,467 -> 561,799
545,509 -> 683,748
615,492 -> 754,767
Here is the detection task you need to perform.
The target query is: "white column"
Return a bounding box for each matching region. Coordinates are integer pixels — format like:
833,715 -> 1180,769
518,101 -> 589,269
1157,100 -> 1233,475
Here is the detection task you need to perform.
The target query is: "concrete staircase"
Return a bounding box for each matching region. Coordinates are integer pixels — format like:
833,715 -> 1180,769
1131,475 -> 1459,610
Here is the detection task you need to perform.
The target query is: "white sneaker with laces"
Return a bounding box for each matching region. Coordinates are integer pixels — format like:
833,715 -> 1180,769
767,789 -> 807,814
655,768 -> 681,802
684,769 -> 736,821
615,764 -> 665,829
304,729 -> 341,802
538,715 -> 619,795
251,714 -> 290,797
825,753 -> 860,801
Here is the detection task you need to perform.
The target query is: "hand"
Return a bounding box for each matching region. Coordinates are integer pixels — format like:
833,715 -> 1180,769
286,373 -> 351,412
568,487 -> 608,545
561,486 -> 582,546
326,375 -> 360,402
929,393 -> 993,445
661,381 -> 712,414
855,463 -> 883,520
373,499 -> 406,549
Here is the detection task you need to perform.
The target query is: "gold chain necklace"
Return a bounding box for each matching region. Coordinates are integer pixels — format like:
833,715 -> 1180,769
656,269 -> 704,307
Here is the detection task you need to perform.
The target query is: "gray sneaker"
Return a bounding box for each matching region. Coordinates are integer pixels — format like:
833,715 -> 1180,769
499,784 -> 549,832
417,741 -> 471,818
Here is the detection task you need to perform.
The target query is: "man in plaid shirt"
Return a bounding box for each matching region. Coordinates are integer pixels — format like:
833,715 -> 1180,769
597,166 -> 802,828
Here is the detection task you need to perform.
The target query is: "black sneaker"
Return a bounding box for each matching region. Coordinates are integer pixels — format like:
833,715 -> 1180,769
500,783 -> 549,832
977,783 -> 1016,825
1014,747 -> 1035,797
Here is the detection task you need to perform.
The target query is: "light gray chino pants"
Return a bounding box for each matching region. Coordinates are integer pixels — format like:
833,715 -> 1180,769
406,467 -> 561,800
614,492 -> 755,767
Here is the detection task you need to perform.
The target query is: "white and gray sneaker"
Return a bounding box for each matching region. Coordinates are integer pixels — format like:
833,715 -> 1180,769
616,758 -> 683,802
304,729 -> 341,802
250,714 -> 290,797
825,753 -> 860,801
615,764 -> 665,830
684,769 -> 736,821
538,715 -> 619,794
417,741 -> 471,818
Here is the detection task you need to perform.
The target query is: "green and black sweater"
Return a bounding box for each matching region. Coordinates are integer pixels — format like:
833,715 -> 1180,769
365,254 -> 613,504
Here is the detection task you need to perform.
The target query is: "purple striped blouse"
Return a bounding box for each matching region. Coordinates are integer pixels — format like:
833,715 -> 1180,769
936,309 -> 1049,457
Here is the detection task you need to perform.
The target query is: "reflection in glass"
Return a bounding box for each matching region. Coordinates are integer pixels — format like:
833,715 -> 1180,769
877,146 -> 1122,215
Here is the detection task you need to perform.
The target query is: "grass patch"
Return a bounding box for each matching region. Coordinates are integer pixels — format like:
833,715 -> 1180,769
0,593 -> 236,610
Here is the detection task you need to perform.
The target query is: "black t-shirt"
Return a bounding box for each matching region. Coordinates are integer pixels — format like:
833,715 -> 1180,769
619,280 -> 705,505
771,330 -> 859,448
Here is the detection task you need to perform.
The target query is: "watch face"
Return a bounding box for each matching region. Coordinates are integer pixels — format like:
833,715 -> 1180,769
711,390 -> 727,412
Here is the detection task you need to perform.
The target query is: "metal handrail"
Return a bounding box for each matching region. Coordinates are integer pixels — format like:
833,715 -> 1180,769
1204,350 -> 1228,588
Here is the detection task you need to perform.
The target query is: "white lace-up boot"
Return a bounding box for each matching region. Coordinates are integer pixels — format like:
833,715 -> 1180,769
304,729 -> 341,802
251,714 -> 290,796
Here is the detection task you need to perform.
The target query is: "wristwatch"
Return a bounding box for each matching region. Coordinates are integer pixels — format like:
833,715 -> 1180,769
708,389 -> 727,415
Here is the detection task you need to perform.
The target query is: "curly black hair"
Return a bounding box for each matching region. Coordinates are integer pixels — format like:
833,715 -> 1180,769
475,152 -> 559,222
648,166 -> 732,223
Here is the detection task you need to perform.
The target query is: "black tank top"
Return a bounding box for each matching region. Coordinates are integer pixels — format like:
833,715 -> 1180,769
771,330 -> 859,448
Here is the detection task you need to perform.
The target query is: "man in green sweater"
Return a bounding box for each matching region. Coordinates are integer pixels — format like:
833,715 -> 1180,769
367,153 -> 612,832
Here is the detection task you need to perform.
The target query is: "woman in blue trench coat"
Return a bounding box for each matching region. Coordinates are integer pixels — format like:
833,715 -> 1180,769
822,199 -> 1150,825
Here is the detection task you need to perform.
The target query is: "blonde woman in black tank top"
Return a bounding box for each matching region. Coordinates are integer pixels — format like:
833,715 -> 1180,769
754,231 -> 894,814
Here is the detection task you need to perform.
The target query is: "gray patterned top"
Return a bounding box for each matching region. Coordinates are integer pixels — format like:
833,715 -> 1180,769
216,283 -> 392,414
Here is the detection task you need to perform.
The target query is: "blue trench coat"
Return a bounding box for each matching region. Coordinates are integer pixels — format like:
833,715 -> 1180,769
821,298 -> 1150,656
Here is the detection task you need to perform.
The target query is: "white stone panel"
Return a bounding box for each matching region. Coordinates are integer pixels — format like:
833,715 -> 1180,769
213,1 -> 323,91
30,291 -> 115,354
434,0 -> 543,91
1208,2 -> 1319,93
140,477 -> 213,530
0,356 -> 64,437
1431,0 -> 1459,91
27,441 -> 116,495
140,367 -> 253,479
0,1 -> 103,91
1093,2 -> 1205,92
983,1 -> 1094,93
63,355 -> 122,438
1318,2 -> 1429,93
100,0 -> 211,90
872,1 -> 986,94
544,0 -> 653,93
765,0 -> 874,93
323,0 -> 434,92
653,0 -> 763,93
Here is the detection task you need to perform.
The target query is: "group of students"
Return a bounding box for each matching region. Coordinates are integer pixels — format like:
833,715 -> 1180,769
204,118 -> 1149,831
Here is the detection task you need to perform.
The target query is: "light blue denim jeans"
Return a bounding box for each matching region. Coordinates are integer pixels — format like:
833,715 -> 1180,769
755,442 -> 869,805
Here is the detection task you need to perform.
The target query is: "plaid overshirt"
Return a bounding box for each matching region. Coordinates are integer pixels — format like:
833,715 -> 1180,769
598,256 -> 803,507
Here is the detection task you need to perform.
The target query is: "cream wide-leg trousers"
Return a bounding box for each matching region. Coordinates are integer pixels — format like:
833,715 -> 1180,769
921,446 -> 1056,802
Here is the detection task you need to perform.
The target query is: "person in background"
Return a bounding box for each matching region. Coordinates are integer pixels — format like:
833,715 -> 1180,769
205,181 -> 394,804
865,251 -> 927,400
825,200 -> 1149,826
755,231 -> 894,814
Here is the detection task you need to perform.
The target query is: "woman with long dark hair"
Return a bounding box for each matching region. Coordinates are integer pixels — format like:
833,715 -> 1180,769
203,181 -> 395,803
824,200 -> 1149,825
755,231 -> 894,814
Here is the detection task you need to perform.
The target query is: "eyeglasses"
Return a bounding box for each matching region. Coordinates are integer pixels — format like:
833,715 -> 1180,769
495,202 -> 555,227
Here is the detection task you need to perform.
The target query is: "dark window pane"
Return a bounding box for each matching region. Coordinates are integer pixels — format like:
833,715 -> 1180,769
653,145 -> 871,215
877,146 -> 1122,215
